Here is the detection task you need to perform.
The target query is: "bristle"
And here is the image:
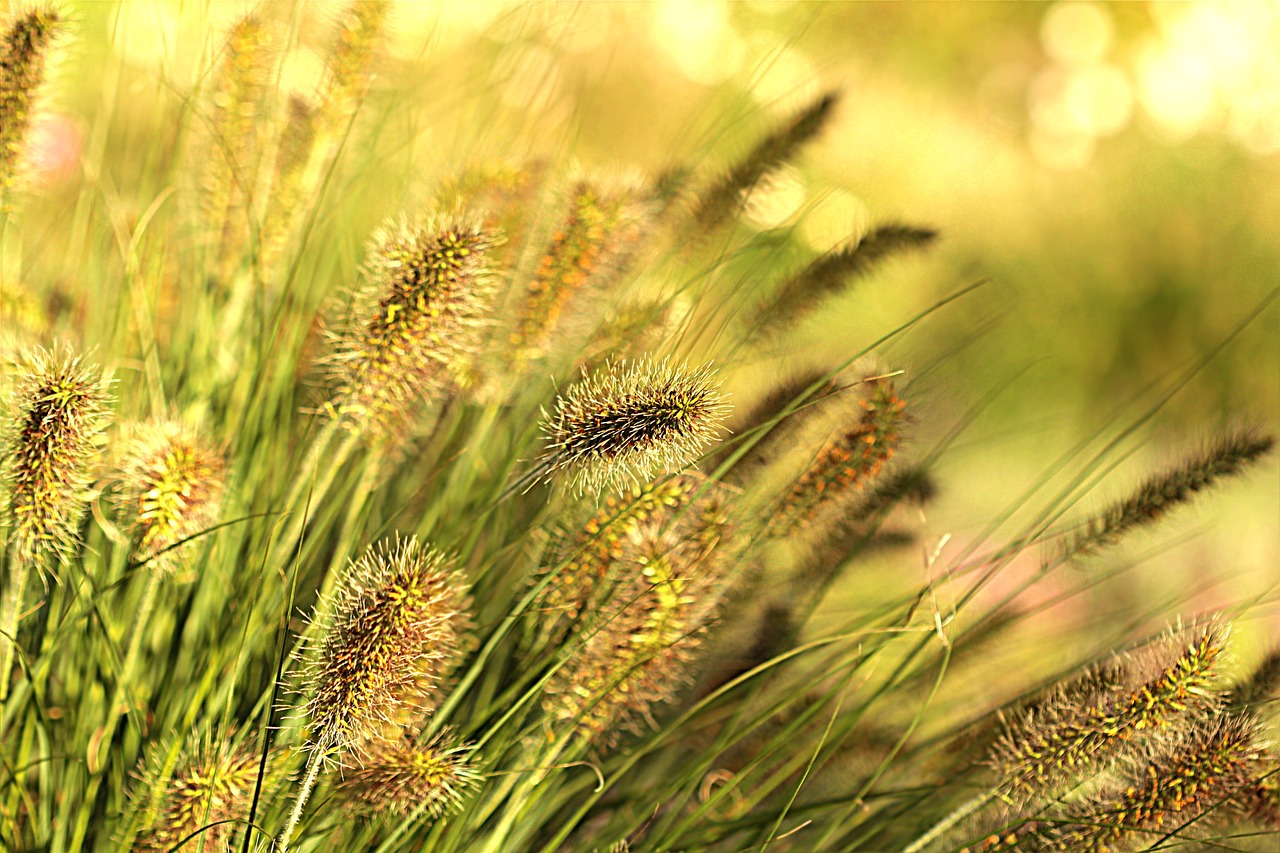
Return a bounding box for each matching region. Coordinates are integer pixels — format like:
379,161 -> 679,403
1061,428 -> 1274,561
0,5 -> 63,201
131,736 -> 261,853
302,537 -> 469,753
690,90 -> 840,235
748,223 -> 938,342
768,376 -> 905,538
435,161 -> 546,269
988,621 -> 1229,796
2,346 -> 111,563
542,478 -> 733,744
540,357 -> 730,496
333,729 -> 480,819
510,178 -> 654,363
324,216 -> 499,435
117,420 -> 227,574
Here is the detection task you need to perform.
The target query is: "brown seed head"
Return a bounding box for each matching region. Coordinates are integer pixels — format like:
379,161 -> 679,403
303,536 -> 469,753
324,216 -> 499,434
333,729 -> 480,820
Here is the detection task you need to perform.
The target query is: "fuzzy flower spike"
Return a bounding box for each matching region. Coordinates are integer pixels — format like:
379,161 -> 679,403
324,216 -> 499,435
540,357 -> 730,496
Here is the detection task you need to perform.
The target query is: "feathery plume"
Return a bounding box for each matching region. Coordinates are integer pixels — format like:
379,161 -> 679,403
2,346 -> 111,563
117,419 -> 227,574
768,376 -> 905,538
542,477 -> 732,744
540,357 -> 730,495
715,369 -> 837,483
0,5 -> 63,200
200,13 -> 271,281
988,621 -> 1229,796
131,736 -> 261,853
1040,715 -> 1270,852
314,0 -> 389,138
510,177 -> 654,362
1060,427 -> 1274,561
324,216 -> 499,434
301,536 -> 469,753
689,90 -> 840,235
435,161 -> 545,269
258,94 -> 317,277
333,729 -> 480,819
747,223 -> 937,341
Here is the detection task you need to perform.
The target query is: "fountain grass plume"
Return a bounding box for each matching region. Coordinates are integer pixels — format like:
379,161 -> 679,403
540,357 -> 730,496
323,216 -> 500,435
0,4 -> 63,202
332,729 -> 480,820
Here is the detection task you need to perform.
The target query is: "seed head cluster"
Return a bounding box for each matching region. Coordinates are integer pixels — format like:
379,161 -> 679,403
541,476 -> 733,743
118,420 -> 227,573
2,348 -> 111,563
989,622 -> 1228,796
325,217 -> 499,433
303,536 -> 469,753
132,737 -> 261,853
511,178 -> 652,360
542,358 -> 730,495
333,729 -> 480,819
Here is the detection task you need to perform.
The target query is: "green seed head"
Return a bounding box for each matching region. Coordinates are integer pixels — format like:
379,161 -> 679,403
333,729 -> 480,820
2,346 -> 111,564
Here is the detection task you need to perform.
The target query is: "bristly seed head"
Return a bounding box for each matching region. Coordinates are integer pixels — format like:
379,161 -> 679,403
131,735 -> 262,853
333,729 -> 480,820
302,536 -> 469,753
541,357 -> 730,496
117,419 -> 227,575
0,5 -> 64,200
324,216 -> 499,435
2,346 -> 111,565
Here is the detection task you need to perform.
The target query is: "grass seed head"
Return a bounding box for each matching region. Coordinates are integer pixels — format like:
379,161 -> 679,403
333,729 -> 480,819
769,375 -> 905,537
989,620 -> 1230,797
541,357 -> 730,496
117,419 -> 227,574
132,736 -> 261,853
324,216 -> 499,434
303,536 -> 469,753
0,4 -> 63,200
542,477 -> 733,745
2,346 -> 110,564
511,175 -> 655,362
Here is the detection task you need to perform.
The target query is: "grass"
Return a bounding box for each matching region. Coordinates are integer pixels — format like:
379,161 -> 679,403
0,4 -> 1276,852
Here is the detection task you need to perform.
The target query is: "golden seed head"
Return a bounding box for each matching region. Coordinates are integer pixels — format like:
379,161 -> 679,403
302,536 -> 470,753
2,346 -> 111,564
324,216 -> 500,434
333,729 -> 480,820
541,358 -> 731,496
132,736 -> 261,853
117,419 -> 227,573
